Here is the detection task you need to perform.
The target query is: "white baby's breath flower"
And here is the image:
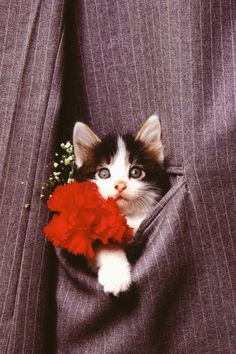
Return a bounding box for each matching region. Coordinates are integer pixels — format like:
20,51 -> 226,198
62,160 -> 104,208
67,178 -> 74,184
64,158 -> 71,165
41,140 -> 75,193
65,141 -> 71,148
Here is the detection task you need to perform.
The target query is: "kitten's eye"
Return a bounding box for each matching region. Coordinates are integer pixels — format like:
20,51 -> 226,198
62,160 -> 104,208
98,168 -> 111,179
129,166 -> 144,179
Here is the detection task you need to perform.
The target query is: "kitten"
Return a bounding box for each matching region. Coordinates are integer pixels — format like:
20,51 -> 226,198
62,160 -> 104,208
73,114 -> 167,296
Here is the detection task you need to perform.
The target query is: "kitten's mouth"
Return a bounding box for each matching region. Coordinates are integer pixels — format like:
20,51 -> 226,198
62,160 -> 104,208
114,194 -> 128,202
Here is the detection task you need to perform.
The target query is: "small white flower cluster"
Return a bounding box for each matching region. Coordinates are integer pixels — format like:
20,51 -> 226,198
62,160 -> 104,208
40,141 -> 75,198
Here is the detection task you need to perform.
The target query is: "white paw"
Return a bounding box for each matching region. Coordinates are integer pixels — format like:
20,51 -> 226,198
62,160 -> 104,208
98,262 -> 131,296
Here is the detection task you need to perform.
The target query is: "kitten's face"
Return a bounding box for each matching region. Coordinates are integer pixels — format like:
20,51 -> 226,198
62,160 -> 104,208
93,137 -> 147,212
73,115 -> 167,217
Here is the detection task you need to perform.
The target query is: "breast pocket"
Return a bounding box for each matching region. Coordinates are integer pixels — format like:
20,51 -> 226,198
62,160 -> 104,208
55,166 -> 188,288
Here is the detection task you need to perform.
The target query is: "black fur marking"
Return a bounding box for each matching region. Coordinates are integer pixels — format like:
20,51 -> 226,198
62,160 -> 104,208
74,135 -> 118,181
123,134 -> 170,193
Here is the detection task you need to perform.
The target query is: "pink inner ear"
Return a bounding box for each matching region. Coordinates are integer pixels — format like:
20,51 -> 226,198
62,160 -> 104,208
73,122 -> 101,168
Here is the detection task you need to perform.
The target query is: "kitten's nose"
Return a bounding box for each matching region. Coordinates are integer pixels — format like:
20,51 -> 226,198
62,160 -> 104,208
115,180 -> 127,192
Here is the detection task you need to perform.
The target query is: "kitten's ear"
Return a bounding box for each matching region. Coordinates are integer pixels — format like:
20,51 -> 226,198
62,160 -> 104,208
73,122 -> 101,168
135,114 -> 164,165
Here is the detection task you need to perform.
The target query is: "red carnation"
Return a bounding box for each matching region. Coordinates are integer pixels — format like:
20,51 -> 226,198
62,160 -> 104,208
44,181 -> 133,258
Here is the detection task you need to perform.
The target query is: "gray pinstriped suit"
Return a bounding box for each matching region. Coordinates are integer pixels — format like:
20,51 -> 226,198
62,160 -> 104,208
0,1 -> 235,353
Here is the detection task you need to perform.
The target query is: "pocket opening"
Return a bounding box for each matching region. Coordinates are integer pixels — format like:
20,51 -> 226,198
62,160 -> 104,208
134,166 -> 186,238
126,167 -> 186,263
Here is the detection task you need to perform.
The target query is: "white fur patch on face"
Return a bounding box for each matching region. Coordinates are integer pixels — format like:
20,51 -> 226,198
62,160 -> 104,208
93,137 -> 157,220
110,136 -> 130,183
93,137 -> 129,198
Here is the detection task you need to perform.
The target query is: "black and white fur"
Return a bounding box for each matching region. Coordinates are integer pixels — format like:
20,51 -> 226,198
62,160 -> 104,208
73,114 -> 167,296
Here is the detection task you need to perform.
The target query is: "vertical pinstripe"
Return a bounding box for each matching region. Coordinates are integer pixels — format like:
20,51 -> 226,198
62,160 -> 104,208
187,3 -> 224,348
22,26 -> 65,354
83,0 -> 107,134
0,0 -> 236,353
156,0 -> 170,157
0,1 -> 65,353
0,0 -> 22,146
2,0 -> 51,324
117,0 -> 143,120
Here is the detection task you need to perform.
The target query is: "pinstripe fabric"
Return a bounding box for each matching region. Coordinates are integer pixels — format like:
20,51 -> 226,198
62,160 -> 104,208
0,1 -> 65,353
0,0 -> 236,353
